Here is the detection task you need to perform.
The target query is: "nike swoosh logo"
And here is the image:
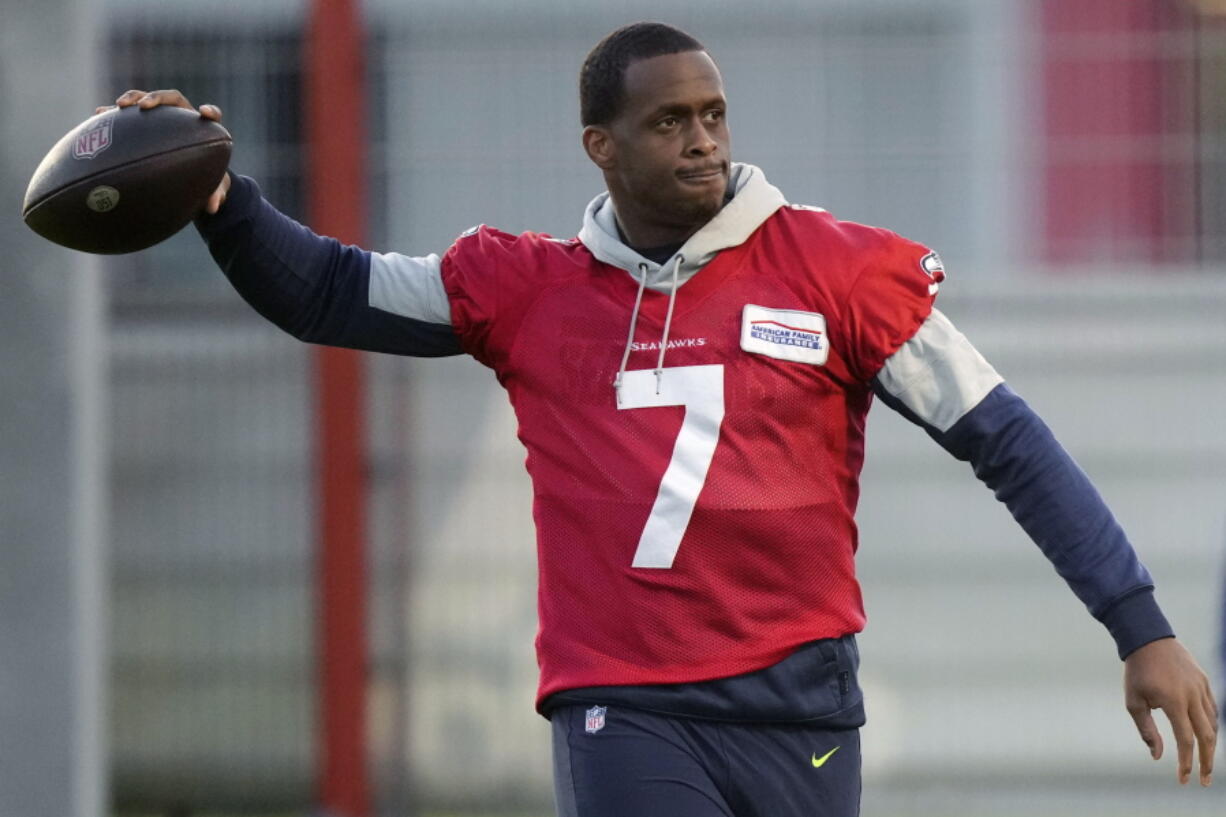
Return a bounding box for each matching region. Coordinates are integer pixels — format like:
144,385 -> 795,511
811,746 -> 840,768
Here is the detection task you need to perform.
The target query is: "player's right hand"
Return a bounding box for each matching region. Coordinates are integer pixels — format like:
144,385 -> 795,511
97,89 -> 231,214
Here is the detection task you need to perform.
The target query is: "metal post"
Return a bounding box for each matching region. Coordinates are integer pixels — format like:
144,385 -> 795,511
0,1 -> 106,816
305,0 -> 372,815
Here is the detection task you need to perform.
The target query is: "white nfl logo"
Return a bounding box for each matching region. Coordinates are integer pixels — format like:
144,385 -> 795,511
73,118 -> 113,160
584,705 -> 607,734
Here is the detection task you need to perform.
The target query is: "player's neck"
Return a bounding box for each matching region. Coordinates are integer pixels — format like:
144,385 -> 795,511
613,221 -> 684,264
610,204 -> 702,250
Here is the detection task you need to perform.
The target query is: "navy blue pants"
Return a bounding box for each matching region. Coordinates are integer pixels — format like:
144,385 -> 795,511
551,704 -> 861,817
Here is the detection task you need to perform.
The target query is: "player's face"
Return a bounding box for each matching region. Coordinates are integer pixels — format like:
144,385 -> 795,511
586,50 -> 731,245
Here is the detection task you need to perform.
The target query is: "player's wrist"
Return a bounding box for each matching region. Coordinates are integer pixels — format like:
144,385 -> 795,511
195,171 -> 254,231
211,170 -> 233,212
1101,588 -> 1175,660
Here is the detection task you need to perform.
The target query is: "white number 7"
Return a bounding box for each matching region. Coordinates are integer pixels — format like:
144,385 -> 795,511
617,364 -> 726,568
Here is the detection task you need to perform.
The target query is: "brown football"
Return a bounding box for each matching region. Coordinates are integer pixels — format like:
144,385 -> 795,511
22,105 -> 232,254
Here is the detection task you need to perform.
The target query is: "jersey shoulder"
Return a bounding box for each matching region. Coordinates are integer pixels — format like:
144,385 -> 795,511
769,204 -> 944,293
775,204 -> 927,257
440,223 -> 591,316
765,204 -> 944,381
439,224 -> 593,366
446,224 -> 585,273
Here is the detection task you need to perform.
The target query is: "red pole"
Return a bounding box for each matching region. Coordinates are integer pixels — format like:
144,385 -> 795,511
305,1 -> 371,815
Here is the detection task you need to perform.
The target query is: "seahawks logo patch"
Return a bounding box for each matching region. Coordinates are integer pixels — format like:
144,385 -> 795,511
919,252 -> 944,295
920,251 -> 944,279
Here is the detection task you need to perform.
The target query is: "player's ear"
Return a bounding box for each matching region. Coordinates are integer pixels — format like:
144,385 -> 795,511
582,125 -> 616,170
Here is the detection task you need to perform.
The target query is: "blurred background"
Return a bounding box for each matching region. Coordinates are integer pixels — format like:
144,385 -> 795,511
2,0 -> 1226,815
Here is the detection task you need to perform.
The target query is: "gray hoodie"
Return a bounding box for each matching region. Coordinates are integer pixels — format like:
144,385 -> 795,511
576,162 -> 788,293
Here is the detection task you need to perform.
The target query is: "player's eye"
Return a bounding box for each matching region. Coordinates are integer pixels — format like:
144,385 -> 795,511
704,108 -> 725,123
655,116 -> 679,130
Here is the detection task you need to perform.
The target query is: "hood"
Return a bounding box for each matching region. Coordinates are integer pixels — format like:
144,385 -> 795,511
582,163 -> 789,404
577,162 -> 787,293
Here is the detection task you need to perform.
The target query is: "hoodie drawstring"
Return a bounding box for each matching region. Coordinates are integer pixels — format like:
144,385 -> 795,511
613,262 -> 650,406
654,254 -> 682,394
613,255 -> 684,404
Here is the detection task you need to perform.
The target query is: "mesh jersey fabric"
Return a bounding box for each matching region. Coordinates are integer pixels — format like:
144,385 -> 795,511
440,205 -> 942,708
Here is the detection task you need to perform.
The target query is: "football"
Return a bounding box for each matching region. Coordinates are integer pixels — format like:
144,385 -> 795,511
21,105 -> 232,254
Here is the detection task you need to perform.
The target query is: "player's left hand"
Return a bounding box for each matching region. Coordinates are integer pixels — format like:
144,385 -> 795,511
1123,636 -> 1217,786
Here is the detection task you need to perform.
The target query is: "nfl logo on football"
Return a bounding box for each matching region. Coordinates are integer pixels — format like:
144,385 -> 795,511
73,118 -> 113,160
584,705 -> 607,734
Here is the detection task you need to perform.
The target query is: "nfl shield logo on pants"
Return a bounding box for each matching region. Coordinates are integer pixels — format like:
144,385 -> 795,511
584,705 -> 607,734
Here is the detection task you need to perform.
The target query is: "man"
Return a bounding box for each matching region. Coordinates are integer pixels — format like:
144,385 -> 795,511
108,21 -> 1216,817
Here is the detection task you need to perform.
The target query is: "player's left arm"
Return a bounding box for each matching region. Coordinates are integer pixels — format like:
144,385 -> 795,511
872,308 -> 1218,786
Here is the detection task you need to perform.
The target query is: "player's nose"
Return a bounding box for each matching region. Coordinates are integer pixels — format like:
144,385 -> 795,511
685,127 -> 718,157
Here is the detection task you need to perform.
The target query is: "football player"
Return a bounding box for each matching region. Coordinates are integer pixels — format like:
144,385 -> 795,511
110,21 -> 1216,817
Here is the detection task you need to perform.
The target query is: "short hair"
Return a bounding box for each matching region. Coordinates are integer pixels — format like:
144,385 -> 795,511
580,22 -> 706,126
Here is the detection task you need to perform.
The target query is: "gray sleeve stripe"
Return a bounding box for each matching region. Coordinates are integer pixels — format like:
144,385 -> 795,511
876,308 -> 1004,433
368,251 -> 452,325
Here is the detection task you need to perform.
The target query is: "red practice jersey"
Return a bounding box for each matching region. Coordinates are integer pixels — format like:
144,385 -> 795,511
440,205 -> 941,707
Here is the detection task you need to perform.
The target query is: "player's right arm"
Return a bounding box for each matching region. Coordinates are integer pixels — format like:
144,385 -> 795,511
107,89 -> 462,358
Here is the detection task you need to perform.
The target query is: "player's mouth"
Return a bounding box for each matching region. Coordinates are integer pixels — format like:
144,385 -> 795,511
676,163 -> 727,187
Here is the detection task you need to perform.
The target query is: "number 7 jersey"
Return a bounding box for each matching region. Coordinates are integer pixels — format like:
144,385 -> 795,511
440,205 -> 942,709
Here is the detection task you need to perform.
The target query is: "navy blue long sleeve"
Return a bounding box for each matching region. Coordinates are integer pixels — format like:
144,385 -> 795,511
194,173 -> 462,357
875,381 -> 1173,659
